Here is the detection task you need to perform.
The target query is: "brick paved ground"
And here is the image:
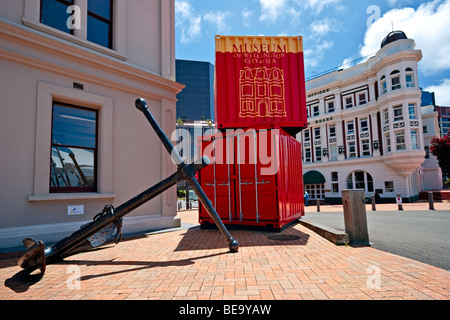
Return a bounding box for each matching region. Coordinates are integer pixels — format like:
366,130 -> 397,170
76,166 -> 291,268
1,204 -> 449,300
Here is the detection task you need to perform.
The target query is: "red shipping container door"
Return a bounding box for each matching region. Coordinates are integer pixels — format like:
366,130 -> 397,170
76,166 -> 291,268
215,35 -> 308,136
198,127 -> 304,230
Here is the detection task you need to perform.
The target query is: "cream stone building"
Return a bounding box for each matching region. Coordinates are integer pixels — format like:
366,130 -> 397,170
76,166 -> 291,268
0,0 -> 183,249
298,31 -> 442,204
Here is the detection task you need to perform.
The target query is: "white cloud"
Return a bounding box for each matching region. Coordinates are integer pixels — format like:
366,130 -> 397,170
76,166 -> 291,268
258,0 -> 287,23
175,1 -> 232,43
241,8 -> 253,27
203,11 -> 231,34
175,1 -> 202,44
304,40 -> 334,68
303,0 -> 343,14
309,18 -> 341,38
360,0 -> 450,75
424,79 -> 450,106
257,0 -> 301,25
387,0 -> 414,7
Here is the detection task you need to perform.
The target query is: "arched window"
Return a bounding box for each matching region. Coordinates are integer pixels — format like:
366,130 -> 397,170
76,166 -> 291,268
390,70 -> 401,90
405,68 -> 415,87
346,171 -> 374,192
380,75 -> 387,95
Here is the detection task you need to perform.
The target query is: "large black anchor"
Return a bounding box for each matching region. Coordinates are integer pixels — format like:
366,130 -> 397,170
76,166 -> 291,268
17,99 -> 239,275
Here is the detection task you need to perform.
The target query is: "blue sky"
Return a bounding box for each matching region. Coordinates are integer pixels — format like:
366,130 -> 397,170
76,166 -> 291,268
174,0 -> 450,106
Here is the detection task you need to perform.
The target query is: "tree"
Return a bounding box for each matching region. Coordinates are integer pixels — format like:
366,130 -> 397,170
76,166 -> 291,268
430,131 -> 450,180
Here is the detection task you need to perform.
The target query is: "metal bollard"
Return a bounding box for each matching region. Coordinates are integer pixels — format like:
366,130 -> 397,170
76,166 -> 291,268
428,192 -> 435,210
371,194 -> 376,211
316,199 -> 320,212
396,193 -> 403,211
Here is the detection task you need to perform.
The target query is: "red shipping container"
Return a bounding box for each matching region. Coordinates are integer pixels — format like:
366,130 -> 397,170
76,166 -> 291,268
215,35 -> 308,135
198,126 -> 304,230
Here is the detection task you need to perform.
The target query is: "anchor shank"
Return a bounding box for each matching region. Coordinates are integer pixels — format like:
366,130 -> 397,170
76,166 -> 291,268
45,161 -> 208,263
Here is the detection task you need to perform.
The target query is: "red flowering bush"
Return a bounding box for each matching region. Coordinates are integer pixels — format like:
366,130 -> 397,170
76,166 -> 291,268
430,131 -> 450,179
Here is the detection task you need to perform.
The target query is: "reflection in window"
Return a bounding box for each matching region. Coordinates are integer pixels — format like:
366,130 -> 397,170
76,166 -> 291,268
411,130 -> 420,149
395,130 -> 406,150
50,103 -> 97,192
408,103 -> 417,119
405,68 -> 414,87
391,70 -> 401,90
380,76 -> 387,95
87,0 -> 113,48
41,0 -> 75,34
393,105 -> 403,122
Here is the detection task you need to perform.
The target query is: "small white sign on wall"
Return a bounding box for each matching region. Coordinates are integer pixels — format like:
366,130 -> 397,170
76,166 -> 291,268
68,205 -> 84,215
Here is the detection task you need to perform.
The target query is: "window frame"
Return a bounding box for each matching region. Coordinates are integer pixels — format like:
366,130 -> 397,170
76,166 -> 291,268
380,76 -> 387,95
327,100 -> 335,113
328,124 -> 336,137
344,96 -> 353,109
358,92 -> 367,105
385,132 -> 392,153
360,118 -> 369,132
393,105 -> 404,122
408,103 -> 417,120
304,147 -> 312,163
391,70 -> 401,90
40,0 -> 75,35
304,130 -> 310,141
346,120 -> 355,135
87,0 -> 114,49
29,81 -> 114,202
50,101 -> 98,193
395,130 -> 406,151
314,127 -> 321,140
346,171 -> 374,193
315,146 -> 322,162
411,129 -> 420,150
383,108 -> 389,125
361,138 -> 371,157
385,181 -> 394,193
405,68 -> 414,87
348,141 -> 357,158
312,104 -> 319,117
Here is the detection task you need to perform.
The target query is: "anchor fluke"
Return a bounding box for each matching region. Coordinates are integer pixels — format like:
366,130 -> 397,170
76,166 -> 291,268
17,238 -> 46,274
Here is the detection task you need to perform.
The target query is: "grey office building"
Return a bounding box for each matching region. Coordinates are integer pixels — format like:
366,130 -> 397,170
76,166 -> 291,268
176,59 -> 214,121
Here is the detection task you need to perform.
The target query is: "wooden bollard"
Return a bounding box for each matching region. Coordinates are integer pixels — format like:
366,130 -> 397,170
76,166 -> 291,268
342,190 -> 370,245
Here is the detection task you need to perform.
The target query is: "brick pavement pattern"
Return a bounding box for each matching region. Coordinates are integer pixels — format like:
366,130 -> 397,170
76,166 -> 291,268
1,207 -> 449,300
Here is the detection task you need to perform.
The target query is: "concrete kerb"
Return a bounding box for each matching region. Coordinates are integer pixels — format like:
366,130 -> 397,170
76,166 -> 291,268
299,220 -> 349,245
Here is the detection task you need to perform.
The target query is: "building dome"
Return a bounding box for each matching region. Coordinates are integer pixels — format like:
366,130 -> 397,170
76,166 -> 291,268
381,30 -> 408,48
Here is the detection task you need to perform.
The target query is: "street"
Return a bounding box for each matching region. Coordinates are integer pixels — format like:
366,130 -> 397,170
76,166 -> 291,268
303,206 -> 450,270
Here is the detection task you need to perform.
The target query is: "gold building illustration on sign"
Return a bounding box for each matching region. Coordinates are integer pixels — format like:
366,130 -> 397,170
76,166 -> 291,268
239,67 -> 287,118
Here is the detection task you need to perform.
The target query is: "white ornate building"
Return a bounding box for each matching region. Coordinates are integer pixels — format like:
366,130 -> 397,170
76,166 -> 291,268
297,31 -> 442,203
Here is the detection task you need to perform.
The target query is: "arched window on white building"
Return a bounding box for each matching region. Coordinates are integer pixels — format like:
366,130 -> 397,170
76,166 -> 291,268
390,70 -> 401,90
346,170 -> 374,192
380,75 -> 387,95
405,68 -> 415,87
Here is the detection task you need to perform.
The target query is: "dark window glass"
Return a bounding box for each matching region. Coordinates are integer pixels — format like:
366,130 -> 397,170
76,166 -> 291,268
50,103 -> 97,193
88,0 -> 111,20
41,0 -> 74,34
87,0 -> 113,48
331,172 -> 338,181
